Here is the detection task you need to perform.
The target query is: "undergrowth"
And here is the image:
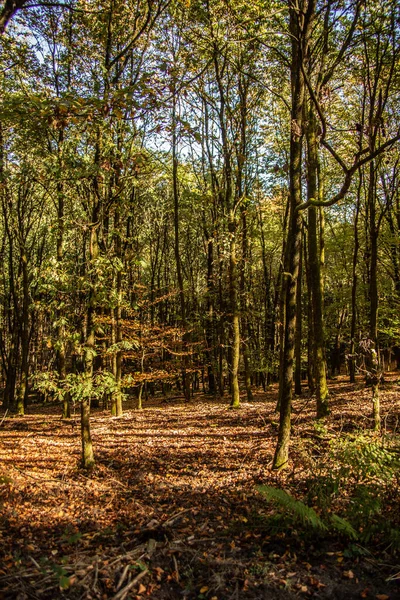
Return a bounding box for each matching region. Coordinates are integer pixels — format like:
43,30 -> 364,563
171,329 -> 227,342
257,431 -> 400,552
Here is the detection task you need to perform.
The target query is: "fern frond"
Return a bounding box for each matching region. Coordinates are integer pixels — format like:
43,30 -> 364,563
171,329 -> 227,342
330,514 -> 358,540
257,485 -> 327,531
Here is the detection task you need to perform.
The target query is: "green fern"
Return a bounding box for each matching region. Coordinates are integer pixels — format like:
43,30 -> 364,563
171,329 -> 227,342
330,514 -> 358,540
257,485 -> 327,531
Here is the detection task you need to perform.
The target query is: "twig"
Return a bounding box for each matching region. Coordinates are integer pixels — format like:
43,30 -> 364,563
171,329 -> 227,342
112,569 -> 148,600
93,558 -> 99,590
293,395 -> 314,423
0,570 -> 38,581
28,555 -> 41,570
172,554 -> 179,582
107,545 -> 146,568
10,465 -> 82,488
115,564 -> 130,591
163,507 -> 192,527
255,408 -> 268,429
0,409 -> 8,426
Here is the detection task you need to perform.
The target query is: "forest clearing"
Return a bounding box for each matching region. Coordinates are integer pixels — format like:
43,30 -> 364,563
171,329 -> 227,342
1,376 -> 400,599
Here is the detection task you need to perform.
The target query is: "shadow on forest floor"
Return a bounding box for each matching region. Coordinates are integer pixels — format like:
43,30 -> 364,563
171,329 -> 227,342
0,374 -> 399,599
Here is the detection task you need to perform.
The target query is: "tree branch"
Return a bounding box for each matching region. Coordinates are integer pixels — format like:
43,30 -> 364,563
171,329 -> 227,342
296,132 -> 400,212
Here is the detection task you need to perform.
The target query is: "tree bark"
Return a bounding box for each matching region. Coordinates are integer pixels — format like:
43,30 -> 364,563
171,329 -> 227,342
229,213 -> 241,408
307,108 -> 329,417
273,0 -> 314,470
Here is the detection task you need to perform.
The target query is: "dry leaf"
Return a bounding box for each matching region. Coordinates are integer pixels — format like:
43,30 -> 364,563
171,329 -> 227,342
343,570 -> 354,579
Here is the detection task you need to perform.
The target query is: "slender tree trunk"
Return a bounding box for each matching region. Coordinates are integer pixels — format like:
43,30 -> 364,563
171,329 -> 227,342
81,224 -> 97,469
172,85 -> 191,402
212,42 -> 240,408
294,228 -> 303,396
368,160 -> 380,431
307,109 -> 329,418
16,257 -> 29,415
111,205 -> 123,417
205,231 -> 216,395
229,213 -> 241,408
275,202 -> 289,410
218,251 -> 225,397
304,231 -> 315,392
56,130 -> 71,419
349,178 -> 361,383
241,209 -> 253,401
273,0 -> 314,469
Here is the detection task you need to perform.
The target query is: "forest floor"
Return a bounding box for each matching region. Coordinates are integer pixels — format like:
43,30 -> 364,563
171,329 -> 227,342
0,375 -> 400,600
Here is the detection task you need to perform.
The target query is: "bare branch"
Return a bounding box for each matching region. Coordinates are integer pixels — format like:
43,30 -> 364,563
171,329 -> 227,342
296,133 -> 400,212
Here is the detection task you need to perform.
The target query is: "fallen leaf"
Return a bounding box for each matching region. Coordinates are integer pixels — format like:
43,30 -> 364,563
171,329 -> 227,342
344,570 -> 354,579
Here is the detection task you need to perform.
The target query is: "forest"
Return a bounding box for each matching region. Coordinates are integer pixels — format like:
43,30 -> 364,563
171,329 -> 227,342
0,0 -> 400,598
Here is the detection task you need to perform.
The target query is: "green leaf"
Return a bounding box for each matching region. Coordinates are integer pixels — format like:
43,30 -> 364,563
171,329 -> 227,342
59,575 -> 71,590
330,514 -> 358,540
257,485 -> 327,531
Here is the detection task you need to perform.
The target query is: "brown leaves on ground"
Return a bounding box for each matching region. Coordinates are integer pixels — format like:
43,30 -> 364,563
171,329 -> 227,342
0,375 -> 399,599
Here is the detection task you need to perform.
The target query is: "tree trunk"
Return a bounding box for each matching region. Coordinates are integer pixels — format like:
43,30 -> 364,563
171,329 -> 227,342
56,129 -> 71,419
294,228 -> 303,396
273,0 -> 314,469
111,205 -> 123,417
229,213 -> 241,408
307,109 -> 329,418
241,209 -> 253,402
172,85 -> 191,402
349,177 -> 361,383
81,224 -> 97,469
16,257 -> 30,415
205,231 -> 217,395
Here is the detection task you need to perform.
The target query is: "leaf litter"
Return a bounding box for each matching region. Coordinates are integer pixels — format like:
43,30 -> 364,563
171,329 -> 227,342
0,374 -> 399,599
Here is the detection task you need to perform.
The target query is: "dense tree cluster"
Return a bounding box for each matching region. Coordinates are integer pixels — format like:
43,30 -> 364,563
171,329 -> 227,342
0,0 -> 399,468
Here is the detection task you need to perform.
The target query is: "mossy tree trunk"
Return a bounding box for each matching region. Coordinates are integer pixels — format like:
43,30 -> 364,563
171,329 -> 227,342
294,230 -> 303,396
306,108 -> 329,418
81,222 -> 98,470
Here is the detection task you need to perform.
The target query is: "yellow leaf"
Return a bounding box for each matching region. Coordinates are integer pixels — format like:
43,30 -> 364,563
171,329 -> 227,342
200,586 -> 209,593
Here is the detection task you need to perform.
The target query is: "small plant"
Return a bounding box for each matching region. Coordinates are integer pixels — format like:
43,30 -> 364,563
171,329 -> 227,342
61,529 -> 82,545
257,485 -> 358,540
258,485 -> 327,531
51,563 -> 72,590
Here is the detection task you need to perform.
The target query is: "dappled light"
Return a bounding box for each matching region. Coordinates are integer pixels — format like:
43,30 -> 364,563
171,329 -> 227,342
1,377 -> 400,598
